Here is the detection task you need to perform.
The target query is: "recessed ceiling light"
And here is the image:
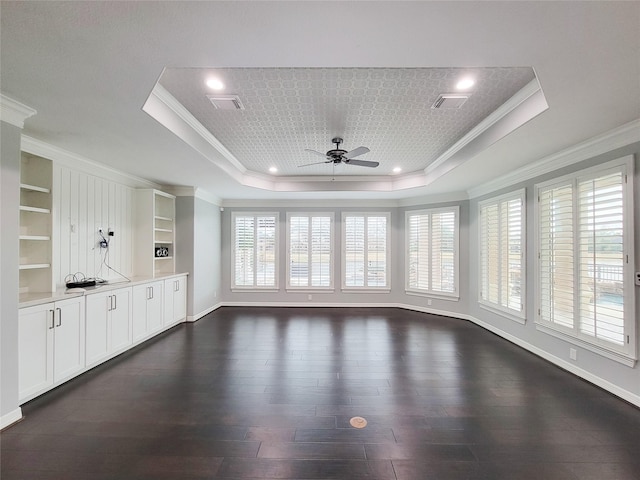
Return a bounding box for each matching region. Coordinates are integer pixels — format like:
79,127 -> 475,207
393,167 -> 402,173
206,78 -> 225,90
456,77 -> 475,90
269,166 -> 278,173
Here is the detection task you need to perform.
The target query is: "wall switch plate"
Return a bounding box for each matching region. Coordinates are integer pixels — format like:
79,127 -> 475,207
308,294 -> 312,301
569,348 -> 577,361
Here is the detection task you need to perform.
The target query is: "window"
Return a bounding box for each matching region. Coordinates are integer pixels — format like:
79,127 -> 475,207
406,207 -> 459,297
287,213 -> 333,289
342,213 -> 390,289
536,158 -> 635,363
478,190 -> 525,320
232,212 -> 278,290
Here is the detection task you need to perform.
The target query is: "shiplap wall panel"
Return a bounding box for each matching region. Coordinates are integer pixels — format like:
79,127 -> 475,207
53,164 -> 134,289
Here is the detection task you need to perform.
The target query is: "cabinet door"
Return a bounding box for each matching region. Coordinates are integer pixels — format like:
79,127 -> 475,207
163,278 -> 175,327
53,297 -> 85,382
147,282 -> 164,334
132,285 -> 149,342
173,276 -> 187,323
110,288 -> 132,354
85,291 -> 111,366
19,303 -> 54,400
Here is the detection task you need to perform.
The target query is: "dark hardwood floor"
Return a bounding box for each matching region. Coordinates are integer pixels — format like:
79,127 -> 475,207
2,307 -> 640,479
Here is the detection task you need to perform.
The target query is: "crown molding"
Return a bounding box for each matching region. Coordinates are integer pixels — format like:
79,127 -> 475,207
149,83 -> 247,174
167,186 -> 222,206
426,79 -> 545,175
467,118 -> 640,199
21,136 -> 160,189
0,94 -> 36,128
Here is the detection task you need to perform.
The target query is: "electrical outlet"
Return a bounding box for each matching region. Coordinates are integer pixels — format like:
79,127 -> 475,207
635,271 -> 640,286
569,348 -> 577,361
427,299 -> 432,306
308,294 -> 312,301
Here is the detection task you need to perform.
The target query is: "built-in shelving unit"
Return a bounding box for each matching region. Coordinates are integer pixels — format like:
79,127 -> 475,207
135,189 -> 176,277
19,153 -> 54,294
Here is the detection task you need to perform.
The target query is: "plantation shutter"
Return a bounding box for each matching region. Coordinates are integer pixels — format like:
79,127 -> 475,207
408,214 -> 430,290
538,184 -> 574,328
311,216 -> 332,287
255,216 -> 276,286
431,211 -> 456,293
479,194 -> 523,313
289,216 -> 309,286
234,216 -> 255,286
344,216 -> 365,287
577,171 -> 625,345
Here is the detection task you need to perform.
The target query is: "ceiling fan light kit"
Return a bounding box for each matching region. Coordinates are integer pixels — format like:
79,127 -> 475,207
300,137 -> 379,169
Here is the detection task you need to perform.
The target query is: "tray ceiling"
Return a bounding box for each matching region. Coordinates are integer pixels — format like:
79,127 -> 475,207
156,67 -> 536,178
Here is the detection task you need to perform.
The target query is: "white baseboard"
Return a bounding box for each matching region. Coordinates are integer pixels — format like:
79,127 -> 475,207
187,302 -> 223,322
1,408 -> 23,430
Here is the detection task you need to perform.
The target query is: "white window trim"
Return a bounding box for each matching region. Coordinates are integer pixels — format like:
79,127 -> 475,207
341,212 -> 391,291
231,211 -> 279,291
405,206 -> 460,299
477,189 -> 526,323
534,156 -> 636,364
286,212 -> 335,291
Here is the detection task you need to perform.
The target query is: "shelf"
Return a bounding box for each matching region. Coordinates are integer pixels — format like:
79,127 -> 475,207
154,228 -> 173,233
154,256 -> 173,261
154,216 -> 173,222
20,205 -> 51,214
154,240 -> 173,244
20,235 -> 51,241
20,183 -> 51,194
19,263 -> 51,270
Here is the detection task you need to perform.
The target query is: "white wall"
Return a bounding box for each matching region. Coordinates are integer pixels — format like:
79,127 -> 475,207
53,164 -> 135,288
1,120 -> 22,426
176,194 -> 221,321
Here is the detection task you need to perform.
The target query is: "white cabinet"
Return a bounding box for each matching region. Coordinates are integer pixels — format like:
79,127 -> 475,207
19,296 -> 85,401
85,287 -> 132,367
19,152 -> 53,296
132,281 -> 164,342
135,189 -> 176,278
164,275 -> 187,326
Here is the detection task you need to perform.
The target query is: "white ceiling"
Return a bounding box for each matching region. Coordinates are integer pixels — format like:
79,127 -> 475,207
1,1 -> 639,202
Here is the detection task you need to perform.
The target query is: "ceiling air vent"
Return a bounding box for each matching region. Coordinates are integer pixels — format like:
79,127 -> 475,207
206,94 -> 245,110
432,94 -> 470,109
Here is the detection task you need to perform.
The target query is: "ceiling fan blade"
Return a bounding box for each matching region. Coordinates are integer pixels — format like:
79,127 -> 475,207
304,149 -> 329,158
343,146 -> 370,159
298,160 -> 332,167
344,158 -> 379,168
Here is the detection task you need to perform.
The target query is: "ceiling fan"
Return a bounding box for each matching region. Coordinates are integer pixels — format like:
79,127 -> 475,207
299,137 -> 379,168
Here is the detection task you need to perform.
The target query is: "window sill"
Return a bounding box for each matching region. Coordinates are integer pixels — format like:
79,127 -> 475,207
231,288 -> 280,293
479,303 -> 526,325
286,288 -> 335,293
341,288 -> 391,294
405,290 -> 459,301
535,322 -> 636,367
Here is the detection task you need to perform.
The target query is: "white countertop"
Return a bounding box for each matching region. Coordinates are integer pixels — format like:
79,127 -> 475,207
19,272 -> 188,308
